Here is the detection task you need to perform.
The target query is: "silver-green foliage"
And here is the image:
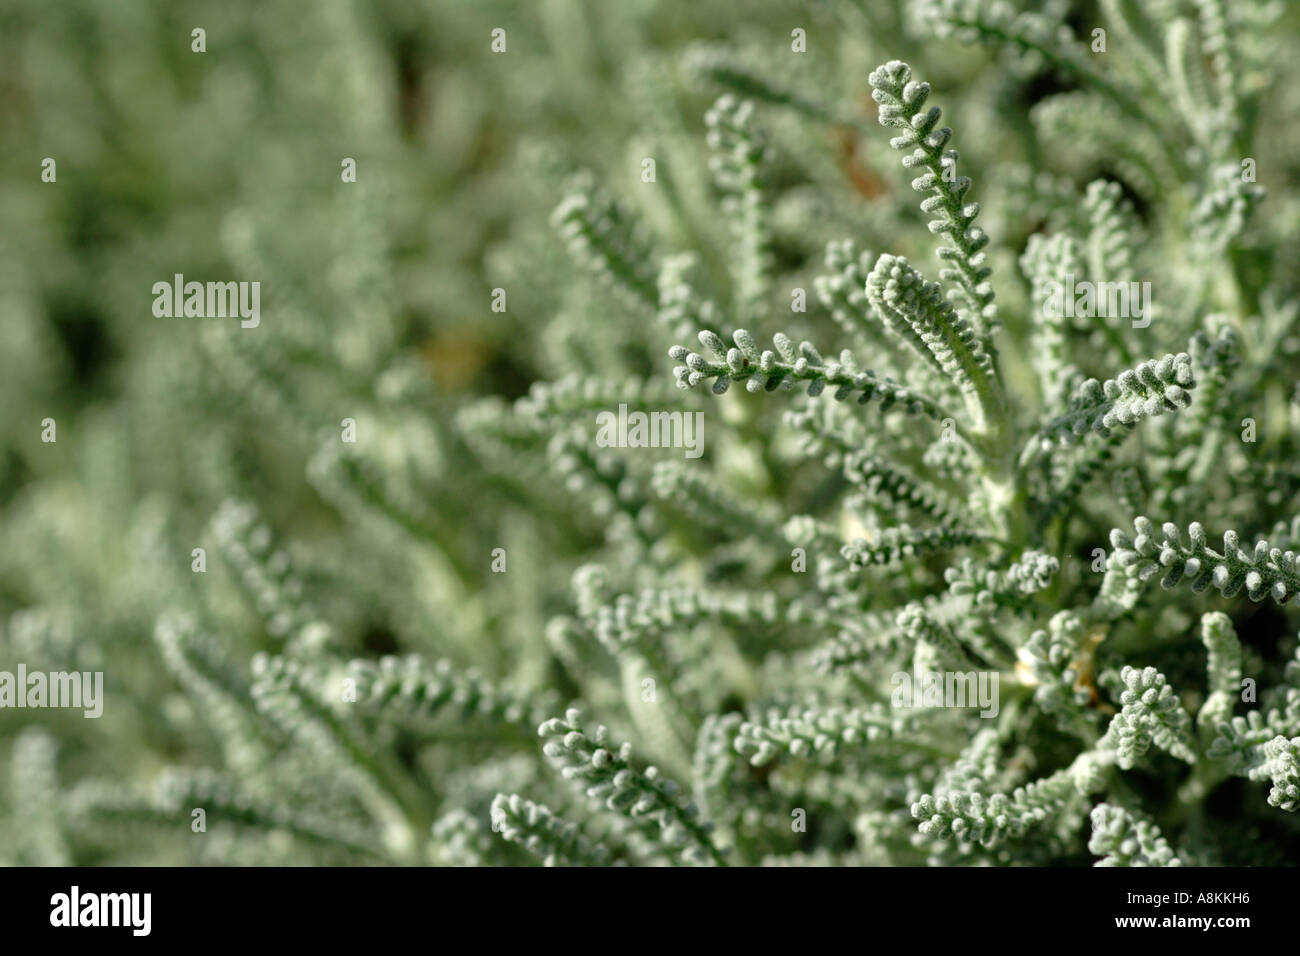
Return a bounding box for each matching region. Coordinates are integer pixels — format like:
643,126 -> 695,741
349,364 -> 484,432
5,0 -> 1300,869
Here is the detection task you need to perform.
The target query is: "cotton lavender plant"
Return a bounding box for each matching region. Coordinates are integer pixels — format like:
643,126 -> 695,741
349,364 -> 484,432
3,0 -> 1300,868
